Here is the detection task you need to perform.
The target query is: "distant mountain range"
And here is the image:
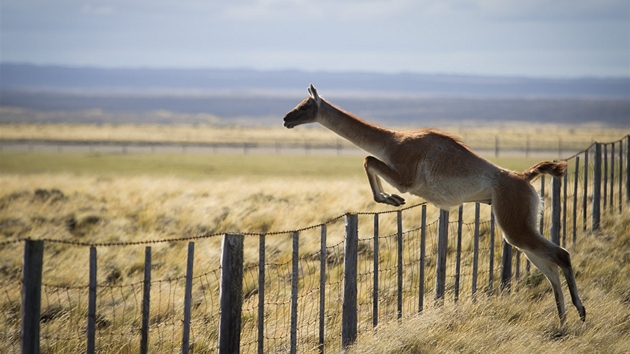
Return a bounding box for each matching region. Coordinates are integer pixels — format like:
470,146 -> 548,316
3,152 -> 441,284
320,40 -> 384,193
1,63 -> 628,127
2,63 -> 628,97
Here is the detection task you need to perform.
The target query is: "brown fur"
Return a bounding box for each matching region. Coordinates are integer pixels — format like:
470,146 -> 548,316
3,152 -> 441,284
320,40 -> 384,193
284,85 -> 585,323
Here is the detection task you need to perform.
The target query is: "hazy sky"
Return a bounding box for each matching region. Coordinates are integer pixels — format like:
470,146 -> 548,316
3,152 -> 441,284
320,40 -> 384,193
1,0 -> 629,78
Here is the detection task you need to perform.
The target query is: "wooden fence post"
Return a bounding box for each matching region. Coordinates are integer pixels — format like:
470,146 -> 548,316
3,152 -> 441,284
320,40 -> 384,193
342,214 -> 358,349
489,212 -> 495,296
539,175 -> 545,237
472,203 -> 480,297
419,205 -> 426,313
593,143 -> 602,231
551,176 -> 562,245
87,246 -> 97,354
22,239 -> 44,354
611,143 -> 615,210
258,234 -> 265,354
182,242 -> 194,354
626,136 -> 630,205
583,148 -> 589,230
603,144 -> 608,210
500,240 -> 512,293
618,139 -> 623,214
562,172 -> 568,247
397,211 -> 403,319
319,225 -> 326,353
290,232 -> 299,354
373,214 -> 379,327
572,156 -> 580,244
140,247 -> 151,354
218,234 -> 244,354
454,206 -> 463,302
435,209 -> 449,304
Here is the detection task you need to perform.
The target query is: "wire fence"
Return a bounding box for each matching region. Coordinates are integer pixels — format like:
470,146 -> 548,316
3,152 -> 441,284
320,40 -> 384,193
0,135 -> 612,157
1,135 -> 628,353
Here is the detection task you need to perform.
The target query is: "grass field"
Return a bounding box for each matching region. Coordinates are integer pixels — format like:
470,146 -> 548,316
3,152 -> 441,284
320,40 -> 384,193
1,135 -> 629,352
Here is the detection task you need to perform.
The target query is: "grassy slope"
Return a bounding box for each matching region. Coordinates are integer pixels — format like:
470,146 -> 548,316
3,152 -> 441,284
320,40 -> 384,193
347,210 -> 630,354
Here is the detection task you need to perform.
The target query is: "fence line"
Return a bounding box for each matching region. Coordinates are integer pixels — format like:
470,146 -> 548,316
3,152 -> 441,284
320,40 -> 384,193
2,135 -> 628,353
0,135 -> 613,158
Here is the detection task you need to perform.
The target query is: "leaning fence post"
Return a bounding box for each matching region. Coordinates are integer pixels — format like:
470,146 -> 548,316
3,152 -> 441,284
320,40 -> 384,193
418,205 -> 426,312
593,143 -> 602,231
22,239 -> 44,354
435,209 -> 449,304
182,242 -> 195,354
87,246 -> 97,354
218,234 -> 244,354
342,214 -> 358,349
140,247 -> 151,354
551,176 -> 562,245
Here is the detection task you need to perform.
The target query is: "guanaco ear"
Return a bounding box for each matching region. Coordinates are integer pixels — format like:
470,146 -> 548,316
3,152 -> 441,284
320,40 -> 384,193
308,84 -> 321,106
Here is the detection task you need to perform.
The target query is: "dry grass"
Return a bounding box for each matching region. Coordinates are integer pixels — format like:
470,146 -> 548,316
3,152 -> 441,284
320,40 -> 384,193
1,140 -> 629,352
1,122 -> 628,149
347,210 -> 630,354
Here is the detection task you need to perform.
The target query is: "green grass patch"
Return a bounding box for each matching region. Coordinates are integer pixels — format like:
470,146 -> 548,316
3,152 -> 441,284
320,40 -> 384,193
0,151 -> 553,179
0,151 -> 367,179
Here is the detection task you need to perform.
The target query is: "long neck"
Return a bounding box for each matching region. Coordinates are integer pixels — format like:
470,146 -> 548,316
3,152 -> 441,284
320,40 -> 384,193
316,100 -> 397,159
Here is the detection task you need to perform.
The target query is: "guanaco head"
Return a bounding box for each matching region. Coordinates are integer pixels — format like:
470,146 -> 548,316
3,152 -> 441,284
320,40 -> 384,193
283,84 -> 321,129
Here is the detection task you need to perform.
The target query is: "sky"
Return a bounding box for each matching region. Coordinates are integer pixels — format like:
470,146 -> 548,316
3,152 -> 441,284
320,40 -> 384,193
1,0 -> 629,78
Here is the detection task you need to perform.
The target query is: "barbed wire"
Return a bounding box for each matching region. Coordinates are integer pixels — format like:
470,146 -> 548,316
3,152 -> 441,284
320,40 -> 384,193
0,202 -> 427,248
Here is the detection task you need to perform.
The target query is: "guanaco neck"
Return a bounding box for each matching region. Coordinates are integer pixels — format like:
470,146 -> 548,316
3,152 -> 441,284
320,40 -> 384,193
316,100 -> 398,159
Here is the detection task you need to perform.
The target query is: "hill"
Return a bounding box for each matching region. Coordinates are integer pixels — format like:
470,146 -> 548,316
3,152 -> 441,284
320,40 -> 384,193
1,63 -> 628,127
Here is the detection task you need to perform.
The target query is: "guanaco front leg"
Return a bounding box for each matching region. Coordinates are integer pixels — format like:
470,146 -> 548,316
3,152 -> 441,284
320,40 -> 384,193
364,156 -> 406,206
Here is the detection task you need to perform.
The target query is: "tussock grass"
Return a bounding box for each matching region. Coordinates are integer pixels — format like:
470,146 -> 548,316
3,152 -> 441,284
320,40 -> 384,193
347,210 -> 630,354
1,149 -> 629,353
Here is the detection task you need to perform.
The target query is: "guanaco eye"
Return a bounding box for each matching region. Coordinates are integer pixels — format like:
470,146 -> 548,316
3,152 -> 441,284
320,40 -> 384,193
299,105 -> 308,111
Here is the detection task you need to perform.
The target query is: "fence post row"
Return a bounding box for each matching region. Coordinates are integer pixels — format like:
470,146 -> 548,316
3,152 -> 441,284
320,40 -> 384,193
218,234 -> 244,354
